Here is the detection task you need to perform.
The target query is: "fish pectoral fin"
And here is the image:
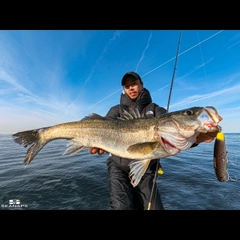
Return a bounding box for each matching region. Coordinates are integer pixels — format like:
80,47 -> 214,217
129,159 -> 151,187
63,140 -> 86,156
127,142 -> 159,155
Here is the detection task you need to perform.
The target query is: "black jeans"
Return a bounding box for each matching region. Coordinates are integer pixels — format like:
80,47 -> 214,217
106,157 -> 164,210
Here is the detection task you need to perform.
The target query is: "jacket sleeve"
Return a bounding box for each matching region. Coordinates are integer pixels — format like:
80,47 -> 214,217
154,104 -> 167,117
105,105 -> 120,120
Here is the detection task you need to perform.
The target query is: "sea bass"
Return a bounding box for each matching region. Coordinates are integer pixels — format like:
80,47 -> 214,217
12,106 -> 222,187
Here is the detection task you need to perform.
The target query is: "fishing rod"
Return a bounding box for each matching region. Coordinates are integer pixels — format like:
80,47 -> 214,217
148,30 -> 182,210
166,30 -> 182,112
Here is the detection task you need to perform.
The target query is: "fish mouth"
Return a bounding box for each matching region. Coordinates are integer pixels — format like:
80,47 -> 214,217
201,107 -> 222,131
205,106 -> 223,123
158,107 -> 222,154
154,106 -> 223,156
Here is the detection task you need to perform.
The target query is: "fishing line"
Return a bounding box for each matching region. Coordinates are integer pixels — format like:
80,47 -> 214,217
166,30 -> 182,112
85,31 -> 224,114
196,30 -> 209,96
187,146 -> 239,182
196,32 -> 235,183
227,155 -> 239,181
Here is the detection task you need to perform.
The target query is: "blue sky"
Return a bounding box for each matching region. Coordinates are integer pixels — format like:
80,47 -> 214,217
0,30 -> 240,134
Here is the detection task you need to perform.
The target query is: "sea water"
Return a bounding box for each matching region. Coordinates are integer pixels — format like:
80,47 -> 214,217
0,133 -> 239,210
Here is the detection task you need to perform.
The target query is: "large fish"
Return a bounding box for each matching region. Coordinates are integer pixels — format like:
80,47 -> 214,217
12,106 -> 222,187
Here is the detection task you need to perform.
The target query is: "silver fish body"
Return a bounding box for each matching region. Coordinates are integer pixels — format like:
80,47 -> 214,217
13,106 -> 222,186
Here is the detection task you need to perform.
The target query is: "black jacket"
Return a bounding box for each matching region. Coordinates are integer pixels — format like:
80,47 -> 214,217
105,88 -> 167,171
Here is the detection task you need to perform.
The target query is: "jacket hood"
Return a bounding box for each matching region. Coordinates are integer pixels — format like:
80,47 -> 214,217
120,88 -> 152,112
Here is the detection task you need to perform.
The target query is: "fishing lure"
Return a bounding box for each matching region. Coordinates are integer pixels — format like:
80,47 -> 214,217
213,131 -> 228,182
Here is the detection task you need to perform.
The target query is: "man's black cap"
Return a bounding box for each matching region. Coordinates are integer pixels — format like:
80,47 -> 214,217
121,72 -> 143,86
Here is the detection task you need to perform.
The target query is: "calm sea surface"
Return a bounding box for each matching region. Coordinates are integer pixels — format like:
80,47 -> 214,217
0,133 -> 239,210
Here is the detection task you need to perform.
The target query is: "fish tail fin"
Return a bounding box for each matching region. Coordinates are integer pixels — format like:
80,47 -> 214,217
129,159 -> 151,187
12,128 -> 48,166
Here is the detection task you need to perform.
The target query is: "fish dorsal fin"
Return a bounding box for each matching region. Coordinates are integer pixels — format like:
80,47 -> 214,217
127,142 -> 159,155
81,113 -> 107,121
117,107 -> 143,120
129,159 -> 151,187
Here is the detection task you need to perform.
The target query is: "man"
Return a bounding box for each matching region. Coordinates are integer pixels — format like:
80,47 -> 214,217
89,71 -> 217,210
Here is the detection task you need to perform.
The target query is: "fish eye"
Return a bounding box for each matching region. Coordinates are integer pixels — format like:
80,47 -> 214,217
184,110 -> 193,116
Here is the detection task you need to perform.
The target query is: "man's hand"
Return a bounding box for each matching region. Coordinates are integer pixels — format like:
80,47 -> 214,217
88,147 -> 105,155
195,131 -> 219,145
